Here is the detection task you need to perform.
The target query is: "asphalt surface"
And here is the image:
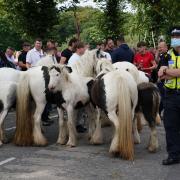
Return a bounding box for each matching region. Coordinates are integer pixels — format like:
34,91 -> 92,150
0,110 -> 180,180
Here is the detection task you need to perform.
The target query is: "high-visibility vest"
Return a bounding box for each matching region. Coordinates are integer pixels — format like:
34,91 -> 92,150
164,50 -> 180,89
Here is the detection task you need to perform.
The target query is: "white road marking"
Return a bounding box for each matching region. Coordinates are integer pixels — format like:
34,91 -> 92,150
5,126 -> 16,131
0,157 -> 16,166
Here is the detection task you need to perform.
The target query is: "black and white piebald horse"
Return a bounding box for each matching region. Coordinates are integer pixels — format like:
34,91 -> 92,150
92,59 -> 161,156
14,64 -> 91,146
47,65 -> 93,147
89,68 -> 138,160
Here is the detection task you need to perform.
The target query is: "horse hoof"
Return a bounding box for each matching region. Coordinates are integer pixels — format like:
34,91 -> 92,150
109,150 -> 119,157
90,139 -> 103,145
0,141 -> 3,147
34,139 -> 48,147
134,139 -> 141,144
56,139 -> 67,145
148,146 -> 158,153
66,142 -> 76,147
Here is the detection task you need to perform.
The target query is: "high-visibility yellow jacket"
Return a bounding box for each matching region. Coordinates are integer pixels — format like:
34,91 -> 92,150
165,50 -> 180,89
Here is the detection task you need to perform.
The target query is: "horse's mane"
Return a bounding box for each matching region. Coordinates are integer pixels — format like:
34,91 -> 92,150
70,49 -> 104,77
96,58 -> 114,75
35,54 -> 57,66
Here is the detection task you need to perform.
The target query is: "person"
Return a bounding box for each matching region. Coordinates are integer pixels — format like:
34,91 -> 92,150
46,39 -> 55,50
26,38 -> 44,69
133,41 -> 157,76
36,47 -> 58,66
0,50 -> 16,68
111,35 -> 134,63
158,27 -> 180,165
68,41 -> 86,66
18,42 -> 31,71
95,41 -> 111,61
156,41 -> 170,116
60,37 -> 78,64
5,47 -> 17,68
104,38 -> 114,57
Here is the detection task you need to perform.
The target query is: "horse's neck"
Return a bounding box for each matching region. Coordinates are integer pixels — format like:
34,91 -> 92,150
71,56 -> 96,78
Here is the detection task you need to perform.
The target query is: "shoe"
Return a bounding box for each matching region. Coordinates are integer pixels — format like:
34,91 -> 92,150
162,157 -> 180,165
76,125 -> 87,133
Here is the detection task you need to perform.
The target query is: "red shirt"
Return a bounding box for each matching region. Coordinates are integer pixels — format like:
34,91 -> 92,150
133,51 -> 154,74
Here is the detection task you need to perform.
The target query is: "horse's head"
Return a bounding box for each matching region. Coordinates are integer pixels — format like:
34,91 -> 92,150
48,65 -> 72,92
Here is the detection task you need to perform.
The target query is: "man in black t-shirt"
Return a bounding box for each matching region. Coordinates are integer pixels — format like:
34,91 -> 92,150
60,37 -> 78,64
18,42 -> 31,71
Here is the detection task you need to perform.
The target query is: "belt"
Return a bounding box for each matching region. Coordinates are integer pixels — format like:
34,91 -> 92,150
165,88 -> 180,94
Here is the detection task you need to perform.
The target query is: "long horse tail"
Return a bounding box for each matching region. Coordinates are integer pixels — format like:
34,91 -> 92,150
14,72 -> 34,146
138,82 -> 161,127
118,76 -> 134,160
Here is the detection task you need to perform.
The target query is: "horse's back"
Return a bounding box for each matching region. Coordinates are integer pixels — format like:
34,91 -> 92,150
0,81 -> 17,109
0,68 -> 20,82
27,66 -> 46,102
35,55 -> 57,66
113,62 -> 139,84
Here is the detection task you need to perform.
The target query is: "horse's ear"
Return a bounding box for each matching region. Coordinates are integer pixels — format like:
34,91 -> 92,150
65,66 -> 72,73
96,48 -> 101,58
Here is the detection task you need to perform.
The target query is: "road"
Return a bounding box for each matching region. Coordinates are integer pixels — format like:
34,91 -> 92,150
0,110 -> 179,180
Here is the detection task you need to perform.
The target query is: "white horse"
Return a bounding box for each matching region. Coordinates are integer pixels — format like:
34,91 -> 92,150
92,59 -> 160,155
0,81 -> 17,146
113,61 -> 149,84
90,69 -> 138,160
0,49 -> 107,146
48,65 -> 93,147
35,54 -> 57,66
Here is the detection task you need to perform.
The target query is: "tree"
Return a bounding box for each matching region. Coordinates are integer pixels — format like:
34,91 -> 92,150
129,0 -> 180,46
95,0 -> 126,39
3,0 -> 58,40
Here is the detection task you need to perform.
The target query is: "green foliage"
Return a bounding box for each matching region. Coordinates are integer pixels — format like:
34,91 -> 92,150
128,0 -> 180,46
95,0 -> 125,39
3,0 -> 58,39
0,16 -> 22,50
50,7 -> 104,46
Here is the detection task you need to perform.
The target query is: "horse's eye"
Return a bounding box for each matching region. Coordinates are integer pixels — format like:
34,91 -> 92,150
56,74 -> 59,76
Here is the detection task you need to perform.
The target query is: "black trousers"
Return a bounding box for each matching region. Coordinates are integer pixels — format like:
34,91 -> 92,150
157,81 -> 165,114
163,90 -> 180,158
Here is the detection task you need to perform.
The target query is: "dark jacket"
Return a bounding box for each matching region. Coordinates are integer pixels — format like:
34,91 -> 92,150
112,44 -> 134,63
0,51 -> 16,69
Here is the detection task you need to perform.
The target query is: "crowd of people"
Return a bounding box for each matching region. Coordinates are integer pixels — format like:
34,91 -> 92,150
0,26 -> 180,165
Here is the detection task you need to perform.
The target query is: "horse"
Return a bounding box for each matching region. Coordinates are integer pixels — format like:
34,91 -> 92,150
47,65 -> 93,147
0,81 -> 17,146
35,54 -> 57,66
91,59 -> 161,154
89,69 -> 138,160
70,49 -> 106,77
113,61 -> 149,84
135,82 -> 160,152
0,49 -> 105,146
112,61 -> 161,137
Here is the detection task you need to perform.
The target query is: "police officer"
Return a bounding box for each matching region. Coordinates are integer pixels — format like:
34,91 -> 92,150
158,27 -> 180,165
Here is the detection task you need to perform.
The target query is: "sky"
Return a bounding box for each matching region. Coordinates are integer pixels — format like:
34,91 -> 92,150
58,0 -> 134,12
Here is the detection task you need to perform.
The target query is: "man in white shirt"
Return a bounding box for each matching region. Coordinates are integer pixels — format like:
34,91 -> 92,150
26,38 -> 44,69
68,41 -> 86,66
